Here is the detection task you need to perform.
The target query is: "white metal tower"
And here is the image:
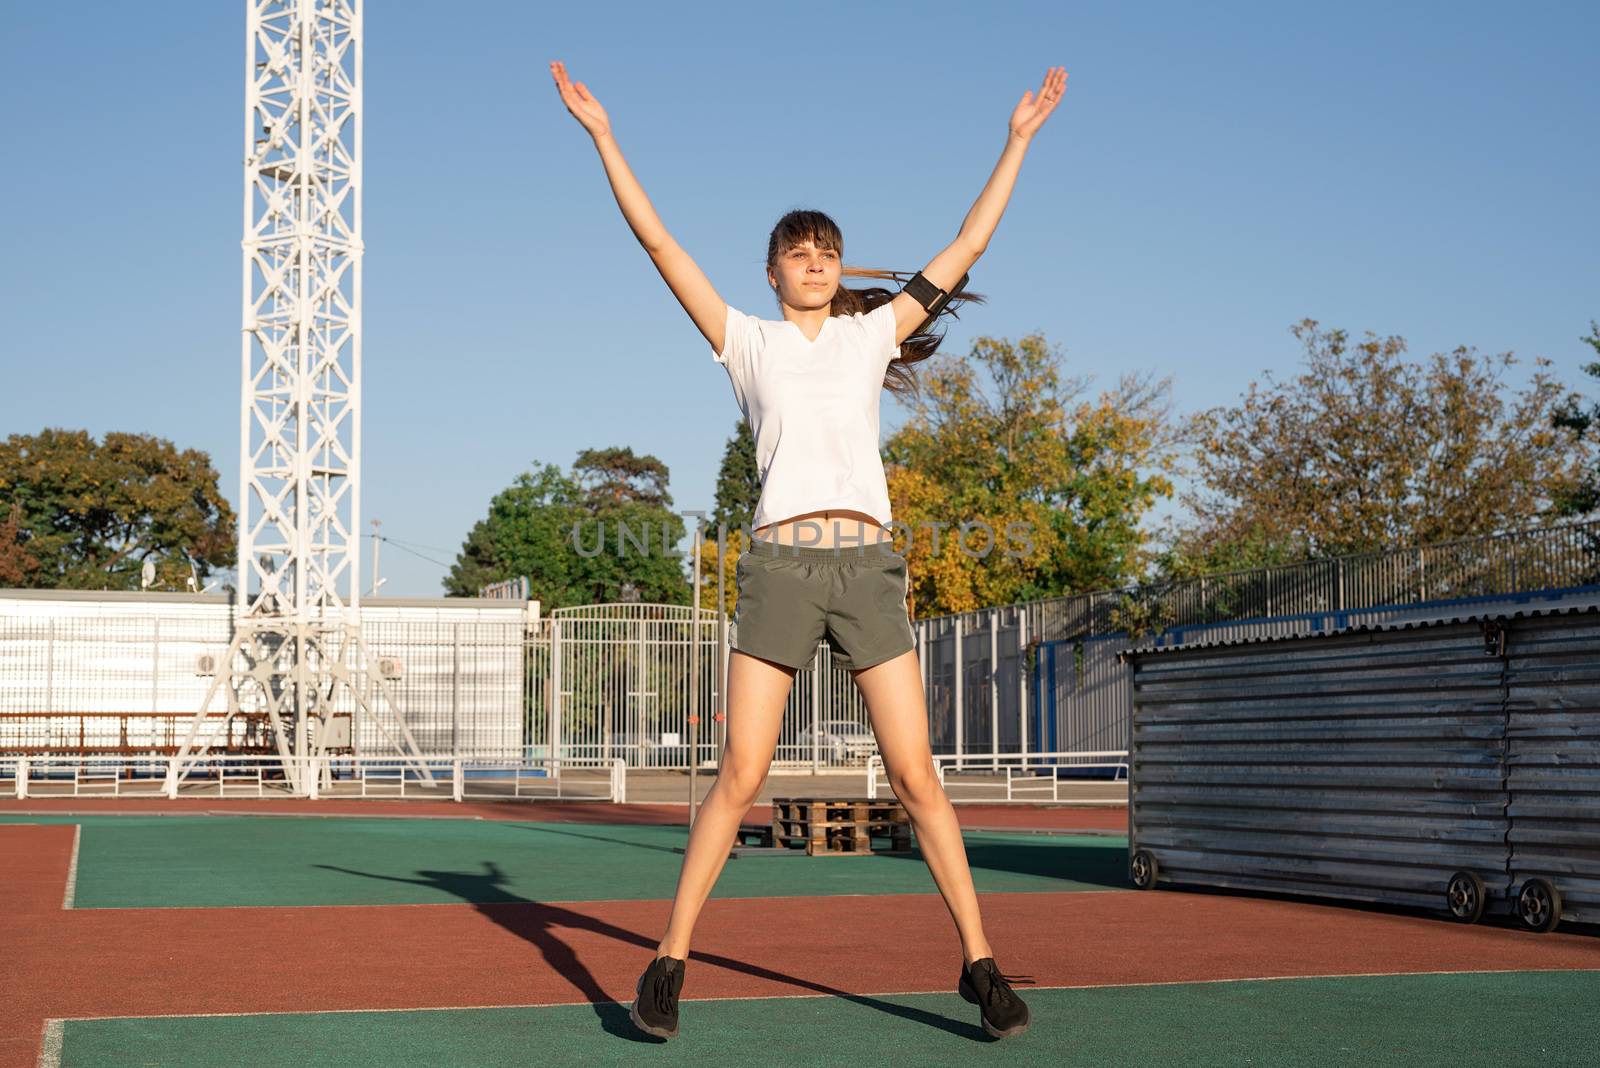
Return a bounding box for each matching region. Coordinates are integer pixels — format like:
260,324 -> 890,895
169,0 -> 430,795
238,0 -> 363,619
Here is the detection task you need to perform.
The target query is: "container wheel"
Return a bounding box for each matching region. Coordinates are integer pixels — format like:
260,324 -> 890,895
1515,878 -> 1562,933
1130,849 -> 1159,890
1445,870 -> 1486,924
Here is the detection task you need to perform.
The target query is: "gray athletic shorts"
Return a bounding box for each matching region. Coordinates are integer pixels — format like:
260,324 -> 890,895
732,539 -> 916,672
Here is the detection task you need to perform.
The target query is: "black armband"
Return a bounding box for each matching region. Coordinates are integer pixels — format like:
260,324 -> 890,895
902,271 -> 970,332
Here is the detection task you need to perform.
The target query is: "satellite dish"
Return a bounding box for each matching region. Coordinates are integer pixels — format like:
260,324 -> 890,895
140,558 -> 157,590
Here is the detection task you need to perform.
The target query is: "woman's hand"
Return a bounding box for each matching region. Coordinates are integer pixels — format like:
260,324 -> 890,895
1008,66 -> 1067,141
550,60 -> 612,140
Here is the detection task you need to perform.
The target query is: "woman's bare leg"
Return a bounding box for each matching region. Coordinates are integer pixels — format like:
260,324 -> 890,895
852,649 -> 993,964
654,649 -> 795,959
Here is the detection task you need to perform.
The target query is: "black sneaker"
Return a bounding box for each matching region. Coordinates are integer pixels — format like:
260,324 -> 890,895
957,957 -> 1034,1038
629,954 -> 686,1039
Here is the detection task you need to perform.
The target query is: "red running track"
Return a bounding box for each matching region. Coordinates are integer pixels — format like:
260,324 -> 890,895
4,823 -> 1597,1068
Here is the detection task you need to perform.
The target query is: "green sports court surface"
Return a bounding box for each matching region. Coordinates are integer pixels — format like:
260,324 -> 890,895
48,972 -> 1600,1067
4,808 -> 1597,1068
3,814 -> 1126,907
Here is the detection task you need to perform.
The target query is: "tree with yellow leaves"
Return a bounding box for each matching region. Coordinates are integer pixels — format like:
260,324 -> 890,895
884,333 -> 1178,618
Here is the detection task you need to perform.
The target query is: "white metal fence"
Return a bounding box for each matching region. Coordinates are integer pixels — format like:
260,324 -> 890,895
0,591 -> 531,759
865,750 -> 1129,805
6,521 -> 1597,781
2,754 -> 626,804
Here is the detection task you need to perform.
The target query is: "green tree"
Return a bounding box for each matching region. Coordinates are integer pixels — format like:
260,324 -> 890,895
1147,519 -> 1312,582
445,451 -> 690,608
445,463 -> 582,600
884,333 -> 1179,617
571,446 -> 671,509
0,428 -> 234,590
1181,320 -> 1592,560
691,419 -> 760,616
712,419 -> 759,534
1551,321 -> 1600,518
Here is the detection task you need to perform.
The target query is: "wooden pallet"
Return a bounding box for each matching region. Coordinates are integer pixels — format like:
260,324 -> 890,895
771,797 -> 913,857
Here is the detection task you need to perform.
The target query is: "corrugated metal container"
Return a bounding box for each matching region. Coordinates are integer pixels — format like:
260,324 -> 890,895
1123,620 -> 1512,916
1505,609 -> 1600,926
1041,589 -> 1598,781
1123,605 -> 1600,930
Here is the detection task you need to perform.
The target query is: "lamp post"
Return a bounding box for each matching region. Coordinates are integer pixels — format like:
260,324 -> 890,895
368,519 -> 382,597
716,521 -> 726,759
688,521 -> 702,829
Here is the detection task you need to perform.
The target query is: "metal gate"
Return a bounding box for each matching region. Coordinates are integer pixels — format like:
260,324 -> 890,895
526,603 -> 878,770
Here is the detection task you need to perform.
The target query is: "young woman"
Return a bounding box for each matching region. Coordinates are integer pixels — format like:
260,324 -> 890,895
550,59 -> 1066,1041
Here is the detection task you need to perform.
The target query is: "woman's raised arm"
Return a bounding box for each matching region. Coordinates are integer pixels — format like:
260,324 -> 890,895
890,67 -> 1068,346
550,61 -> 728,354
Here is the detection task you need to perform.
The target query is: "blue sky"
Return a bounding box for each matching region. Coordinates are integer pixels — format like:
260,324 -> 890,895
2,1 -> 1596,596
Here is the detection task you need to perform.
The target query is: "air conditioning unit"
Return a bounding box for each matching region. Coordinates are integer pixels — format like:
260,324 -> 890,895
195,653 -> 219,677
376,656 -> 404,680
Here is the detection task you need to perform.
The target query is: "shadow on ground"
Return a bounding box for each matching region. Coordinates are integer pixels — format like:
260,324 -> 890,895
496,821 -> 1133,891
877,838 -> 1130,890
505,822 -> 689,857
313,861 -> 1000,1045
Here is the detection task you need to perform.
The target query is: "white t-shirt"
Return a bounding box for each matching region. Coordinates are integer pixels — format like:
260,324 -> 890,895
713,301 -> 899,531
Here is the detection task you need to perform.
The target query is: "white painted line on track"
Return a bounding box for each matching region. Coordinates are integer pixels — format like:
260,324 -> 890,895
41,968 -> 1600,1023
36,1018 -> 63,1068
61,824 -> 80,910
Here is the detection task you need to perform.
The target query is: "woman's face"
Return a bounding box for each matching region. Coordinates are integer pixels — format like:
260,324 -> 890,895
767,239 -> 840,310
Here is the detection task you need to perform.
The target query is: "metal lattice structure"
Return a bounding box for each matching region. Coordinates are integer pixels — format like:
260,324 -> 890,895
166,1 -> 432,795
239,0 -> 363,617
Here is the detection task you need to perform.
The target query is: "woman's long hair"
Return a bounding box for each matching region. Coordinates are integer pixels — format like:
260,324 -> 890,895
766,209 -> 983,399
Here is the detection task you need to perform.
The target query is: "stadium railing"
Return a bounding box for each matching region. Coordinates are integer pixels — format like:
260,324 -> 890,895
864,750 -> 1129,804
2,754 -> 628,805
